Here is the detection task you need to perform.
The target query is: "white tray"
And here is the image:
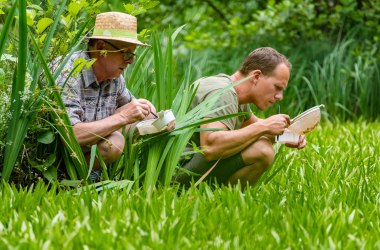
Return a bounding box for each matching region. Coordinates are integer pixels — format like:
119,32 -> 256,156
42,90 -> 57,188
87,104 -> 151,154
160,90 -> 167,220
136,110 -> 175,135
277,104 -> 324,144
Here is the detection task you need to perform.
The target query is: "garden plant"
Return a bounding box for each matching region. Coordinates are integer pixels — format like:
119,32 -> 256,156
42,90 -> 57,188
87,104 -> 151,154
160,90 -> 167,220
0,0 -> 379,248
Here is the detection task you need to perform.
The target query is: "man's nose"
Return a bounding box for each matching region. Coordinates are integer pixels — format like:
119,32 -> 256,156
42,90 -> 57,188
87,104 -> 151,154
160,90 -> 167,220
275,91 -> 283,101
125,57 -> 134,64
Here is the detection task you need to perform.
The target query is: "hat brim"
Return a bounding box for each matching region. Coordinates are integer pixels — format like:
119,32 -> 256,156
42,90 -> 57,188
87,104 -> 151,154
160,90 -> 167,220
87,35 -> 150,47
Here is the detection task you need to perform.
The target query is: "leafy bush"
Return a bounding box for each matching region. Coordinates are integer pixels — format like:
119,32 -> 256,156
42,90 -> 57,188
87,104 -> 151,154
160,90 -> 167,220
137,0 -> 380,54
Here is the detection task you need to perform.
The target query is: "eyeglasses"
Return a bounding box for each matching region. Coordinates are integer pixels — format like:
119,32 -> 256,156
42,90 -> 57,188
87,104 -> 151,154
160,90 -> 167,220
103,40 -> 136,60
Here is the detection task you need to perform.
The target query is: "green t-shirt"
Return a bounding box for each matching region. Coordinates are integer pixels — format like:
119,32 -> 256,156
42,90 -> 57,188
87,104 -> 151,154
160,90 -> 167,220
188,73 -> 252,149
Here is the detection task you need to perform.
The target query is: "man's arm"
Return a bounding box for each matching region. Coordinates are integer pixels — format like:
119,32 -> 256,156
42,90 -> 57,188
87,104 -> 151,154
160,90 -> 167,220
241,114 -> 278,143
73,99 -> 153,145
241,114 -> 259,128
240,114 -> 307,149
199,114 -> 290,161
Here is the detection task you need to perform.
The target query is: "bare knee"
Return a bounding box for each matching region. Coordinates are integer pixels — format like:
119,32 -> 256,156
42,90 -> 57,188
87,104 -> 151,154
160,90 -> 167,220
242,138 -> 274,170
98,131 -> 125,164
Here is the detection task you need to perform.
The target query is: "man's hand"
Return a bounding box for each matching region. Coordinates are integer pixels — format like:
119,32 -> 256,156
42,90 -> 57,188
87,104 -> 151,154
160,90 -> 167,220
256,114 -> 291,136
285,135 -> 307,149
163,120 -> 176,132
115,99 -> 156,124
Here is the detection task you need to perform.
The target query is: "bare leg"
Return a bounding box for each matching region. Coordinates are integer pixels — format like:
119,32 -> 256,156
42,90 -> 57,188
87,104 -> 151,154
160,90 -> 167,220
227,138 -> 274,189
97,131 -> 125,164
84,131 -> 125,170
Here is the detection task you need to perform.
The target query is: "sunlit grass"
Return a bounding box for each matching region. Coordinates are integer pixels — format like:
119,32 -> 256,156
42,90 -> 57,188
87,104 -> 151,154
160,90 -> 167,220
0,120 -> 379,249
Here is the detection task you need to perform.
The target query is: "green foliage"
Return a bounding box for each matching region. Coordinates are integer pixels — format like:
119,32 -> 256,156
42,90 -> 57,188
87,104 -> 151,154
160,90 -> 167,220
0,120 -> 379,248
187,36 -> 380,121
138,0 -> 380,54
106,27 -> 209,189
2,0 -> 28,181
1,0 -> 379,186
281,38 -> 380,121
0,2 -> 17,166
0,0 -> 102,183
123,0 -> 160,16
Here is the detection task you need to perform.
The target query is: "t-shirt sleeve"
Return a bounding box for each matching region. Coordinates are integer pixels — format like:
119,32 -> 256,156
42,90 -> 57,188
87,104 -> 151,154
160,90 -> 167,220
241,104 -> 253,121
202,89 -> 240,130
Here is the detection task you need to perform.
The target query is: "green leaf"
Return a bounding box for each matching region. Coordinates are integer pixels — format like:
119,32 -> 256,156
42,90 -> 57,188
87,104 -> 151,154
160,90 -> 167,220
0,68 -> 4,81
2,0 -> 28,182
0,1 -> 17,58
124,3 -> 135,13
36,17 -> 53,34
68,3 -> 80,16
26,9 -> 36,26
144,1 -> 160,10
29,154 -> 56,172
139,29 -> 149,36
85,58 -> 96,69
39,33 -> 46,43
93,0 -> 104,8
37,130 -> 55,144
27,4 -> 44,11
61,14 -> 71,28
68,1 -> 88,17
43,165 -> 58,182
132,8 -> 146,16
60,179 -> 82,187
73,58 -> 87,75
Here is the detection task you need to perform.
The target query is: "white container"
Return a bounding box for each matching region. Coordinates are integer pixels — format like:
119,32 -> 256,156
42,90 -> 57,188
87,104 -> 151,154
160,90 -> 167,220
288,104 -> 324,135
152,110 -> 175,130
277,130 -> 300,144
136,110 -> 176,135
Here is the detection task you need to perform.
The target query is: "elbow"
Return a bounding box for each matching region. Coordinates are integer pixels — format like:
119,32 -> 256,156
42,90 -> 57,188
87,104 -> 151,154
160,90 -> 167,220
76,138 -> 88,147
201,136 -> 222,161
73,133 -> 87,146
202,147 -> 220,161
73,125 -> 95,146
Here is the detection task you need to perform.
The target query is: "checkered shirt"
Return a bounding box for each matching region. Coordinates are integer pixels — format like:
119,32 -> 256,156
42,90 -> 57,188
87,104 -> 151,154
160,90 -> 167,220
55,52 -> 134,125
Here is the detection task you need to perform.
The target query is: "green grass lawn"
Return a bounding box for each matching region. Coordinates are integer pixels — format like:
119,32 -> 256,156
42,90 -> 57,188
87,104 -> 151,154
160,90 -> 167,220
0,120 -> 379,249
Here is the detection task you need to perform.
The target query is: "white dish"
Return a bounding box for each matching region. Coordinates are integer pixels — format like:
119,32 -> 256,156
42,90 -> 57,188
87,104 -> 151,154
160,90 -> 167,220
136,110 -> 175,135
288,105 -> 324,135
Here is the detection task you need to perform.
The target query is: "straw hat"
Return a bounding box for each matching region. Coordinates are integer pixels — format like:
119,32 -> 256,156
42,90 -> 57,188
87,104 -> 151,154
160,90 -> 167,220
88,12 -> 148,46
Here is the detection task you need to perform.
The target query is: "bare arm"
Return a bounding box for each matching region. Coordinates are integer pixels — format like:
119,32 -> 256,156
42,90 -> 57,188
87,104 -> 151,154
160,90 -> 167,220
200,114 -> 290,160
241,114 -> 259,128
241,113 -> 307,149
73,99 -> 154,145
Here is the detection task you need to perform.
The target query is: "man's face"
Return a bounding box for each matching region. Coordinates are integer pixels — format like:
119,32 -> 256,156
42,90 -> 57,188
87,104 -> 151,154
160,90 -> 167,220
100,40 -> 137,79
252,63 -> 290,110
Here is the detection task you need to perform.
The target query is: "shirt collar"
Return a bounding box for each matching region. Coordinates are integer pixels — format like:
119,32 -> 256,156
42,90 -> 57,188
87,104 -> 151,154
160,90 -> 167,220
80,52 -> 97,88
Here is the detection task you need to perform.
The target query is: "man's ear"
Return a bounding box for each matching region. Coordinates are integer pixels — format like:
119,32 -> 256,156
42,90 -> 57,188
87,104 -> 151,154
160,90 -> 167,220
95,40 -> 106,50
250,70 -> 261,84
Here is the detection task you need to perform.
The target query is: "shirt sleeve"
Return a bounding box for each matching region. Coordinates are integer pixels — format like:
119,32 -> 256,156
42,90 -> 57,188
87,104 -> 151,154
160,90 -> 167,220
241,104 -> 253,121
117,76 -> 134,107
202,88 -> 240,130
56,70 -> 84,126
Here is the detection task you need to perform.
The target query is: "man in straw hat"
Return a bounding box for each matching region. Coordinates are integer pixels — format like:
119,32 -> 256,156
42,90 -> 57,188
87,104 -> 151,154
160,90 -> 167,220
56,12 -> 163,180
175,47 -> 307,189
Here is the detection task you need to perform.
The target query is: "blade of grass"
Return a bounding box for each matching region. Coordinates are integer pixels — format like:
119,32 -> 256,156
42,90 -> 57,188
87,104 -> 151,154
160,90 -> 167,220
0,1 -> 16,58
2,0 -> 28,181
